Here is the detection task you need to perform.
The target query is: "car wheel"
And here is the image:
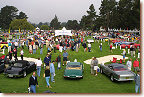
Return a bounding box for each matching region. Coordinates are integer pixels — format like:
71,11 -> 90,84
110,75 -> 114,82
23,71 -> 27,77
100,68 -> 103,74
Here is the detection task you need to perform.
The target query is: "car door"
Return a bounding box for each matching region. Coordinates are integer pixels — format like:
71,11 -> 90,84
106,65 -> 114,76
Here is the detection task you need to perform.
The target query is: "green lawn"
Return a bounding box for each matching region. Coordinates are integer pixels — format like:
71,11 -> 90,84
0,37 -> 140,93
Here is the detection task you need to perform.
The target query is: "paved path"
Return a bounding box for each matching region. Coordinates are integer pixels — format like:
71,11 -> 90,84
84,55 -> 128,65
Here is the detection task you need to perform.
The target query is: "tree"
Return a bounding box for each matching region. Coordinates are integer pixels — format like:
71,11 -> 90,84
10,19 -> 34,31
0,5 -> 18,30
40,25 -> 49,30
80,4 -> 97,31
99,0 -> 117,30
50,15 -> 61,30
16,11 -> 28,19
61,22 -> 67,27
66,20 -> 80,30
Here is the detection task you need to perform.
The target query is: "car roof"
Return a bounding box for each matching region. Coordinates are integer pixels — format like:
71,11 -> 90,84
67,62 -> 81,65
15,60 -> 28,64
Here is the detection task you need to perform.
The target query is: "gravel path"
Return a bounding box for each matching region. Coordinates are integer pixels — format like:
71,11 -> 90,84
84,55 -> 128,65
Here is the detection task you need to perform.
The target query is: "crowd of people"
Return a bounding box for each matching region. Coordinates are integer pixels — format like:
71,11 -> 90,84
0,30 -> 141,93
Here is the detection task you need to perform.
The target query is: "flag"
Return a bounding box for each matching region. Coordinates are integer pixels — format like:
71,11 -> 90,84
8,28 -> 10,33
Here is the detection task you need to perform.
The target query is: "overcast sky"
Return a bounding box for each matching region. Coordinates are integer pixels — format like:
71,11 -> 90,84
0,0 -> 104,24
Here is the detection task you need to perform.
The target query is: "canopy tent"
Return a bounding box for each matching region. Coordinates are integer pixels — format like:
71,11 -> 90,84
55,27 -> 72,36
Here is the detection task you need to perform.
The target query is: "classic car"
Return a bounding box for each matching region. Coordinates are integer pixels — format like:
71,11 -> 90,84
0,59 -> 5,73
87,39 -> 94,43
4,60 -> 36,78
64,62 -> 84,79
0,42 -> 8,49
100,63 -> 135,82
121,42 -> 140,49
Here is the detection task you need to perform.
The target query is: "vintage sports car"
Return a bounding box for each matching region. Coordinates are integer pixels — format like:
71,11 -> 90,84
4,60 -> 36,78
0,42 -> 8,49
120,42 -> 140,49
100,63 -> 135,81
87,39 -> 94,43
64,62 -> 84,79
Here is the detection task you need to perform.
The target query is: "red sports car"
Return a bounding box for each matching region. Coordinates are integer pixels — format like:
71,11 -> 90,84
121,43 -> 140,49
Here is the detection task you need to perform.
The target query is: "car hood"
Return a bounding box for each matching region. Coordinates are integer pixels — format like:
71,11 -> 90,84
5,67 -> 22,74
115,70 -> 135,76
64,69 -> 82,76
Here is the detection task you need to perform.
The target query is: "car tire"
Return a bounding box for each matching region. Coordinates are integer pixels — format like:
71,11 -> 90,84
23,71 -> 27,77
110,75 -> 115,82
100,68 -> 103,74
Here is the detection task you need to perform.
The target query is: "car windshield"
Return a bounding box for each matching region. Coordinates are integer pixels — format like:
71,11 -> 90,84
66,65 -> 81,70
13,63 -> 23,67
113,66 -> 127,71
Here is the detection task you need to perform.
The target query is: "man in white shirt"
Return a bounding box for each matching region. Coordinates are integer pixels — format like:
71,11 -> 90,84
126,58 -> 132,70
88,42 -> 91,52
14,41 -> 18,50
36,58 -> 42,77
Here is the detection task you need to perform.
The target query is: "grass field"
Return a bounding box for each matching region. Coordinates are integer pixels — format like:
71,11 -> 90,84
0,36 -> 140,93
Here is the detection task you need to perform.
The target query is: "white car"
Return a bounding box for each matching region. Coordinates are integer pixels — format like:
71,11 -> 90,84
87,39 -> 94,43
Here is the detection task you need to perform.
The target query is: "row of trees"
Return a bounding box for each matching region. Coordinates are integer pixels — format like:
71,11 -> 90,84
0,0 -> 140,31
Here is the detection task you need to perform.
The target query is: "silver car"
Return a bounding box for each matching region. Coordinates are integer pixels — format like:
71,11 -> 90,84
100,63 -> 135,82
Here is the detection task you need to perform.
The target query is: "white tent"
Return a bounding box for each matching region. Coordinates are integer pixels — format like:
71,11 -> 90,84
55,27 -> 72,36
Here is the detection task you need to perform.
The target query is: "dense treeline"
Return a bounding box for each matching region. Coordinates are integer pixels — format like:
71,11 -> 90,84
0,0 -> 140,31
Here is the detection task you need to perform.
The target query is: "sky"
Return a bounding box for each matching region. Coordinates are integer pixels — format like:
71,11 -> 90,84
0,0 -> 102,24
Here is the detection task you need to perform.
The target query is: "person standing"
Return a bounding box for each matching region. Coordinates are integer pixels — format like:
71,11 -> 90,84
36,58 -> 42,77
90,57 -> 94,75
43,66 -> 52,88
134,70 -> 140,93
110,43 -> 113,53
126,59 -> 132,70
133,58 -> 140,72
62,50 -> 68,66
9,50 -> 13,60
130,45 -> 133,57
29,72 -> 39,93
8,42 -> 12,52
50,61 -> 55,82
83,42 -> 87,52
20,49 -> 24,60
93,57 -> 98,76
76,43 -> 79,52
53,42 -> 56,53
29,44 -> 33,54
44,54 -> 51,66
14,41 -> 18,50
138,48 -> 140,58
122,49 -> 126,63
40,43 -> 43,54
33,43 -> 36,54
57,55 -> 61,69
88,42 -> 91,52
13,48 -> 18,61
99,43 -> 102,52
